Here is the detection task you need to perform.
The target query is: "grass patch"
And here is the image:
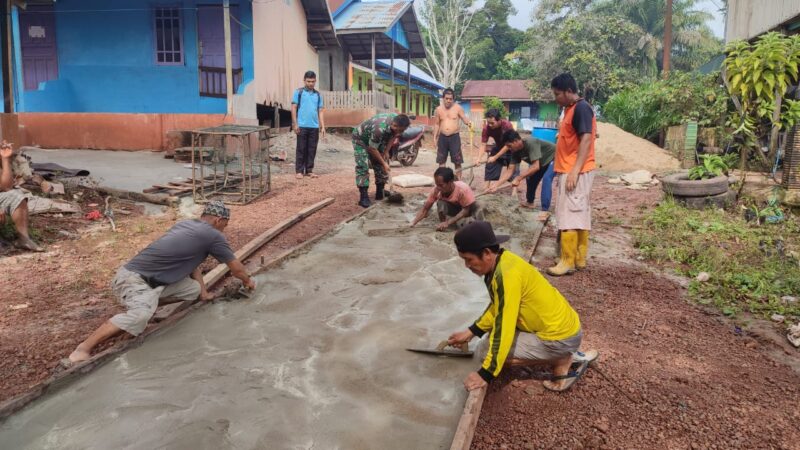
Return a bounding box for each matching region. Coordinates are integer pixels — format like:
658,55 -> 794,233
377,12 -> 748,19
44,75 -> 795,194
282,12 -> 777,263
634,199 -> 800,319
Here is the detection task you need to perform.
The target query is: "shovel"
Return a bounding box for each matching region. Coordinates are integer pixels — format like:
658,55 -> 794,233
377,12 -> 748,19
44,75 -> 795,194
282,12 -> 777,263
406,340 -> 473,357
385,171 -> 404,204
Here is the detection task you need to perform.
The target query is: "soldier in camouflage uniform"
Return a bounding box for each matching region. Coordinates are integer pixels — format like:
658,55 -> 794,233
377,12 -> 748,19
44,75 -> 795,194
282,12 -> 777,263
352,113 -> 410,207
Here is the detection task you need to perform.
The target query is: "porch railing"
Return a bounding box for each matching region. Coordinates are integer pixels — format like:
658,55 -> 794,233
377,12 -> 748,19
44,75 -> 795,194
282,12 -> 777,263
318,90 -> 394,111
199,66 -> 243,98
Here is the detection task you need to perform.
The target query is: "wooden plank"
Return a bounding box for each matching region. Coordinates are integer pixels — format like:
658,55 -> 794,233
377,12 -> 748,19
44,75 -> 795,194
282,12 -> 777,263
0,196 -> 341,421
202,197 -> 335,286
448,217 -> 547,450
450,386 -> 487,450
95,186 -> 179,206
366,225 -> 435,237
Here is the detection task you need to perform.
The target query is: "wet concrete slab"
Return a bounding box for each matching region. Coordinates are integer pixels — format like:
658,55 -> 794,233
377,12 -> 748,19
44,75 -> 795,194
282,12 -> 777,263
0,200 -> 541,450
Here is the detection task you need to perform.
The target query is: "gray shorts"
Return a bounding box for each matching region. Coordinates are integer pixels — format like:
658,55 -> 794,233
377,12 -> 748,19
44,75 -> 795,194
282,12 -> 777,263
436,200 -> 483,226
0,188 -> 28,216
477,329 -> 582,363
109,266 -> 201,336
436,133 -> 463,165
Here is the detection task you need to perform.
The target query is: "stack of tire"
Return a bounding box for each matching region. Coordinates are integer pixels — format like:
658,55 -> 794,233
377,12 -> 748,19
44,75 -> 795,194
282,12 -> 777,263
661,171 -> 736,209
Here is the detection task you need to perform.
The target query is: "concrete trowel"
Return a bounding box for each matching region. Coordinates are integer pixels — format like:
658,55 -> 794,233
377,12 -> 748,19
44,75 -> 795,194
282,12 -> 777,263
406,340 -> 473,357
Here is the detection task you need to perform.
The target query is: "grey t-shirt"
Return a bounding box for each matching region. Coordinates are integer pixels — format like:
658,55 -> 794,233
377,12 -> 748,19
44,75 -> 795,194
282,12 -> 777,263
125,219 -> 235,286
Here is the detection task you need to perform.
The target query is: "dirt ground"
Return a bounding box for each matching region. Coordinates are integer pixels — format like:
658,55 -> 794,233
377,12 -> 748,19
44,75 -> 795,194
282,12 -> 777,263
473,179 -> 800,449
2,129 -> 799,449
0,131 -> 438,404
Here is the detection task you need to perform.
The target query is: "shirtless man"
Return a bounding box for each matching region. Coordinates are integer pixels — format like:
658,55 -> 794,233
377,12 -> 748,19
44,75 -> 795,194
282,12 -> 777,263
433,88 -> 472,175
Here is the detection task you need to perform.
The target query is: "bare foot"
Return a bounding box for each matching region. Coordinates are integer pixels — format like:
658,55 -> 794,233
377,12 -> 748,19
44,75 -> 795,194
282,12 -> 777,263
520,202 -> 536,209
68,347 -> 91,363
295,173 -> 304,180
308,173 -> 319,179
15,237 -> 43,252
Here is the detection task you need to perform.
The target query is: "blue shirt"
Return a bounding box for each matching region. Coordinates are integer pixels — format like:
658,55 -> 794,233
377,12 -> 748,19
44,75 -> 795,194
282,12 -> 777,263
292,88 -> 324,129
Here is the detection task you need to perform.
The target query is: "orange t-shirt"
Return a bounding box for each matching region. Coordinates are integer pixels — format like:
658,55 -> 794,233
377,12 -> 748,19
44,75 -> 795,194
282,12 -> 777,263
554,99 -> 596,174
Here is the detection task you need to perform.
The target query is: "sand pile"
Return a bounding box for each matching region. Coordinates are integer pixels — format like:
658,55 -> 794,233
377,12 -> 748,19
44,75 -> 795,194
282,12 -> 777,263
595,122 -> 680,174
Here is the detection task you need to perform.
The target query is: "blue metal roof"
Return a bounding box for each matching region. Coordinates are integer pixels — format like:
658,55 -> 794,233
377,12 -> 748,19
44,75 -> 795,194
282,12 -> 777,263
331,0 -> 426,59
376,59 -> 444,90
334,1 -> 411,33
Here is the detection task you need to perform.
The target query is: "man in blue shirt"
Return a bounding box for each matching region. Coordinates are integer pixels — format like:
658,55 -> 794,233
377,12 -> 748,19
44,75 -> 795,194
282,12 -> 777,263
291,71 -> 326,179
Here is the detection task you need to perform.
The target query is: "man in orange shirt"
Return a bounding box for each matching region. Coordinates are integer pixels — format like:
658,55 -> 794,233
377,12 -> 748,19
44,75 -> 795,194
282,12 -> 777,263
548,73 -> 596,276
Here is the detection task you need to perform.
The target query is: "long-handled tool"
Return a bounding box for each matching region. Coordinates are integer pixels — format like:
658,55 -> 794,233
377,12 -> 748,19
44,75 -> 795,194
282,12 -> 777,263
463,125 -> 477,186
406,340 -> 473,357
475,182 -> 512,198
367,225 -> 435,237
385,171 -> 404,204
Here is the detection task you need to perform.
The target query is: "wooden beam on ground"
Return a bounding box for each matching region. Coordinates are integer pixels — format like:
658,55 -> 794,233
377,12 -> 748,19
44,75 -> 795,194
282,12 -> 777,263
95,186 -> 179,206
448,216 -> 547,449
450,386 -> 487,450
0,197 -> 342,421
202,197 -> 334,286
366,225 -> 435,237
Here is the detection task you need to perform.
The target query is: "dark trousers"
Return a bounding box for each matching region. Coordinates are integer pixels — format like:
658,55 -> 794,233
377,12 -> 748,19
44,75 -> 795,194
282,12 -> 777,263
296,128 -> 320,174
525,161 -> 555,210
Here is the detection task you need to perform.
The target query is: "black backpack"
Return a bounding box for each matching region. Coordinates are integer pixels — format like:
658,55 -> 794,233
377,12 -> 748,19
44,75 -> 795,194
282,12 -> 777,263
296,88 -> 321,111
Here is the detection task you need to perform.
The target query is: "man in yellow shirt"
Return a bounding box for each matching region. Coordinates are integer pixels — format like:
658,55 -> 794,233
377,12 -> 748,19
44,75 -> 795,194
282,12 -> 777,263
447,221 -> 598,392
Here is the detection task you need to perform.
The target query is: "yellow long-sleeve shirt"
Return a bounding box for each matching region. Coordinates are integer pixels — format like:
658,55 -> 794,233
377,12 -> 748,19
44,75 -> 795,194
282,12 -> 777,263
468,250 -> 581,381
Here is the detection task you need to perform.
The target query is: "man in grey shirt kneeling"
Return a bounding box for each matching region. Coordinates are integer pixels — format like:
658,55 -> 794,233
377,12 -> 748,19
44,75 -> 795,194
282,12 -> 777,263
68,201 -> 255,364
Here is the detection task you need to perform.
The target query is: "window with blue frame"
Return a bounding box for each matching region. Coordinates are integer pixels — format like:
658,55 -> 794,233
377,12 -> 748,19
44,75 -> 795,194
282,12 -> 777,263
154,7 -> 183,65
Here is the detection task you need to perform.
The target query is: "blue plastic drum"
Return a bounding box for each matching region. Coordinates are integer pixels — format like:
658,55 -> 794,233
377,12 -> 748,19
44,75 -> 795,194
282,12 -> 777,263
532,127 -> 558,144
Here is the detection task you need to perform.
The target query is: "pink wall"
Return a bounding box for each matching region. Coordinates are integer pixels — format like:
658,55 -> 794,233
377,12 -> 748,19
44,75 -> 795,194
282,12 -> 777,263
18,113 -> 230,150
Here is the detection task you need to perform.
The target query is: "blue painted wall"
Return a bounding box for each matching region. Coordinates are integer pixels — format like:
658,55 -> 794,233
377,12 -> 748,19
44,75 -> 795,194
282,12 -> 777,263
385,22 -> 408,50
17,0 -> 254,113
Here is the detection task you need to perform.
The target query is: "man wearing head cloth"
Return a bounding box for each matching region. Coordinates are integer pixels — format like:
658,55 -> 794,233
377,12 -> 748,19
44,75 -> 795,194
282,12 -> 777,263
68,201 -> 255,363
447,221 -> 598,392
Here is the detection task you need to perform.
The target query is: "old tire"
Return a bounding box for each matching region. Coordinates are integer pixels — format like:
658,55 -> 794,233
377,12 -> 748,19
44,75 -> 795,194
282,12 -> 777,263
661,172 -> 728,197
673,189 -> 737,210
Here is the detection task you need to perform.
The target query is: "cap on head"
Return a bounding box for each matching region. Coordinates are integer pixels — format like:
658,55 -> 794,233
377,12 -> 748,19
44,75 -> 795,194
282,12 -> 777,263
203,200 -> 230,220
454,221 -> 510,253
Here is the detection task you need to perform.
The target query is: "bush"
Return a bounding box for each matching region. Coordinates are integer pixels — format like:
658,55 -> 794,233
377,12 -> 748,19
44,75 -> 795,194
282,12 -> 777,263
634,199 -> 800,319
602,71 -> 730,140
482,96 -> 508,119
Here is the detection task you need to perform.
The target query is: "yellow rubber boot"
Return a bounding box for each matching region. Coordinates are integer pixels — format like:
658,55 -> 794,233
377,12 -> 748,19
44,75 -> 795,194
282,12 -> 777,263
547,230 -> 577,276
576,230 -> 590,270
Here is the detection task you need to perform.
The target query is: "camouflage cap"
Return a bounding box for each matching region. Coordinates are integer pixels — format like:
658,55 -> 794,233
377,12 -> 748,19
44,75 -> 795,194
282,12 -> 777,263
202,200 -> 230,219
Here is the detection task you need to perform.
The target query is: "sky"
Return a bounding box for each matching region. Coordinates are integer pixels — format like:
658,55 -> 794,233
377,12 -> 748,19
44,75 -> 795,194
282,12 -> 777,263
507,0 -> 727,38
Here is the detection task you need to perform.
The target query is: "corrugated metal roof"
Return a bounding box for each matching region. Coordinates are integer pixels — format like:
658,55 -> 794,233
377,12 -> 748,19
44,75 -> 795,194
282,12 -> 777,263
331,0 -> 426,59
461,80 -> 532,100
334,0 -> 411,32
376,59 -> 444,89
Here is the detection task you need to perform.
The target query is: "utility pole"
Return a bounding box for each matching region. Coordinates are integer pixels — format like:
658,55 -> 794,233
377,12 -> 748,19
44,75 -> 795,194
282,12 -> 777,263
223,0 -> 234,116
662,0 -> 672,78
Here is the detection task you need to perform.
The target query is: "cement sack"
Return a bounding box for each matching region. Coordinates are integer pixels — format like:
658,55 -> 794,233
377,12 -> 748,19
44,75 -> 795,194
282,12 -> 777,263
620,170 -> 654,185
392,174 -> 434,188
27,196 -> 81,215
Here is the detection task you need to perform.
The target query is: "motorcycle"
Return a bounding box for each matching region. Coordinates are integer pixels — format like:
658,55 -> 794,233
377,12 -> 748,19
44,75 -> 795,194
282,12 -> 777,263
388,125 -> 424,167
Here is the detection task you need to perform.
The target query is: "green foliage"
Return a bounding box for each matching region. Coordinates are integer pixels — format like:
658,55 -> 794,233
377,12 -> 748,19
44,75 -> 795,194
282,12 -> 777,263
687,154 -> 735,180
493,52 -> 535,80
482,96 -> 508,118
723,32 -> 800,162
634,199 -> 800,319
521,0 -> 722,101
462,0 -> 525,82
603,71 -> 730,139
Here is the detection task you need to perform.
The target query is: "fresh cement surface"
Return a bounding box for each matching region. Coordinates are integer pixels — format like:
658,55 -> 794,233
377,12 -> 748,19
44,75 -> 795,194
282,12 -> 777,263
25,148 -> 193,192
0,197 -> 542,450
